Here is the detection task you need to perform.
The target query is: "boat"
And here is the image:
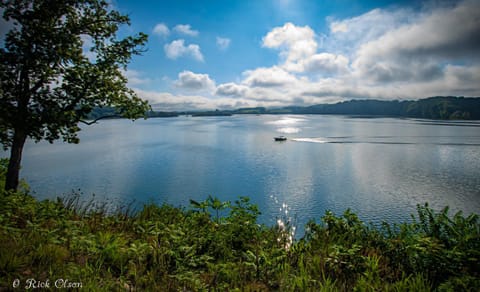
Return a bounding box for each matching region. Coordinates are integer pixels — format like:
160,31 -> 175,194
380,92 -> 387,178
274,136 -> 287,141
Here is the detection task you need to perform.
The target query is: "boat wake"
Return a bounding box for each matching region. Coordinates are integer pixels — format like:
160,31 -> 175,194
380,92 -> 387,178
291,137 -> 480,146
291,138 -> 328,143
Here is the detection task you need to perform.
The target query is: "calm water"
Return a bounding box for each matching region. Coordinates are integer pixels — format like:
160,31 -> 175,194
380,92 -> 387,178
6,115 -> 480,232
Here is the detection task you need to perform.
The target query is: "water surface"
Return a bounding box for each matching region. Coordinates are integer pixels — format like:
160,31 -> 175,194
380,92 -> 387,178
6,115 -> 480,232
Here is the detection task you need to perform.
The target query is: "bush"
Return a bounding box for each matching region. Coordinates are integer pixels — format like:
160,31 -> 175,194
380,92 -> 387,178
0,163 -> 478,290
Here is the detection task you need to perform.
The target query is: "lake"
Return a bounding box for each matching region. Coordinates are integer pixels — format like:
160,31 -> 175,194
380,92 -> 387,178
6,115 -> 480,233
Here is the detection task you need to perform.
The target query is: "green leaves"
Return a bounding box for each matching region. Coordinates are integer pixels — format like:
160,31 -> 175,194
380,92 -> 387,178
0,0 -> 151,190
190,195 -> 230,223
0,181 -> 479,290
1,0 -> 150,190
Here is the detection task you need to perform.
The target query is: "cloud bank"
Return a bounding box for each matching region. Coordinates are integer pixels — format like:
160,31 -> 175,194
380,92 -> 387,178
174,71 -> 215,92
140,0 -> 480,111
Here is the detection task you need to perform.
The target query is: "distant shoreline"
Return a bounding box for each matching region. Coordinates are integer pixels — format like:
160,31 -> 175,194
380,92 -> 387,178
169,96 -> 480,120
91,96 -> 480,121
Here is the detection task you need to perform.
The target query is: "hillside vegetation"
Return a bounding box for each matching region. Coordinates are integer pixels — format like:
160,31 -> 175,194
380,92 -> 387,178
0,159 -> 479,290
180,96 -> 480,120
289,96 -> 480,119
90,96 -> 480,120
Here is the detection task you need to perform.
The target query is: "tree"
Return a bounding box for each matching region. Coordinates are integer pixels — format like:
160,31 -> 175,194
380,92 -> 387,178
0,0 -> 150,191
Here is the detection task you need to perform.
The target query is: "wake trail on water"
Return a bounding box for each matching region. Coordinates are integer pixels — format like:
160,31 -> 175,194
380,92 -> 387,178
291,138 -> 328,144
291,137 -> 480,146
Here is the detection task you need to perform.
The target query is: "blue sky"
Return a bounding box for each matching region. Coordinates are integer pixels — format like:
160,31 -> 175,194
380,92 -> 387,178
112,0 -> 479,110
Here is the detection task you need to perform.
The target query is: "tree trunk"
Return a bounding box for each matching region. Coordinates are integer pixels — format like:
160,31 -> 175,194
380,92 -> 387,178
5,130 -> 27,191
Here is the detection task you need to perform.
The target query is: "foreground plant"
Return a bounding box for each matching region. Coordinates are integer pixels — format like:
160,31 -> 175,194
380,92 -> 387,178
0,192 -> 477,290
0,161 -> 478,291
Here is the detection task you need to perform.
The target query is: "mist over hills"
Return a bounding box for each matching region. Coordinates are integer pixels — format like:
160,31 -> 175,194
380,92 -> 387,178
194,96 -> 480,120
91,96 -> 480,120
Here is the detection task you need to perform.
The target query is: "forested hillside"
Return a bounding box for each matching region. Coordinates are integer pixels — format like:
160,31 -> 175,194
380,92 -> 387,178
275,96 -> 480,119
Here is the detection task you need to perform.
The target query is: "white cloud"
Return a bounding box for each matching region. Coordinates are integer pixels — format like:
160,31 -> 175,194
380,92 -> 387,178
329,22 -> 347,33
327,8 -> 415,53
134,88 -> 261,111
216,37 -> 231,50
285,53 -> 349,74
352,0 -> 480,84
215,82 -> 248,97
153,23 -> 170,37
243,66 -> 298,87
260,23 -> 350,76
175,71 -> 215,91
139,1 -> 480,111
135,90 -> 214,111
124,70 -> 151,87
173,24 -> 199,36
164,39 -> 204,62
250,1 -> 480,102
262,22 -> 317,65
304,53 -> 349,74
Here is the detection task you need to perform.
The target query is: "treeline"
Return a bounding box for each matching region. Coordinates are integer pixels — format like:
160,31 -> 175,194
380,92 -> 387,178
195,96 -> 480,120
285,96 -> 480,119
89,96 -> 480,120
184,96 -> 480,119
230,96 -> 480,119
87,107 -> 179,120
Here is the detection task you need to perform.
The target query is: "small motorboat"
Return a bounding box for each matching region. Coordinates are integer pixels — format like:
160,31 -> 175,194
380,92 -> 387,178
274,136 -> 287,141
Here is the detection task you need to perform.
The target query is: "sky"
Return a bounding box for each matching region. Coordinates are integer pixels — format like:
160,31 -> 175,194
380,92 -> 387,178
4,0 -> 480,111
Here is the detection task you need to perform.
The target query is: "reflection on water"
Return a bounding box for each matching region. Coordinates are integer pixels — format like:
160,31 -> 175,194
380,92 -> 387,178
267,116 -> 307,125
268,116 -> 305,135
277,127 -> 300,134
270,195 -> 296,249
4,115 -> 480,234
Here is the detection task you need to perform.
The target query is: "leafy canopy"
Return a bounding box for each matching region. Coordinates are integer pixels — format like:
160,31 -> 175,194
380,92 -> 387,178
0,0 -> 150,147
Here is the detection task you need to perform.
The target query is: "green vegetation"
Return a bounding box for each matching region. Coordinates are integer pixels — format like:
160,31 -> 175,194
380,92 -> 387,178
0,160 -> 478,291
296,96 -> 480,119
190,109 -> 233,117
90,96 -> 480,121
146,111 -> 179,118
0,0 -> 149,191
86,107 -> 179,120
268,96 -> 480,119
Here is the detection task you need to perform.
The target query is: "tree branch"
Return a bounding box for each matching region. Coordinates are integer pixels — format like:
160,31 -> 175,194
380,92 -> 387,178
79,114 -> 120,125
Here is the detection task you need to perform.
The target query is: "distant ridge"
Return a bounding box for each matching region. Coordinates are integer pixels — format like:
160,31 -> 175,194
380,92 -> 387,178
184,96 -> 480,120
98,96 -> 480,120
274,96 -> 480,120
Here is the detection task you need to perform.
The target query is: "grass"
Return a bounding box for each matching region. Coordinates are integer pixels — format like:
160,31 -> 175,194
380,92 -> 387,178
0,159 -> 479,290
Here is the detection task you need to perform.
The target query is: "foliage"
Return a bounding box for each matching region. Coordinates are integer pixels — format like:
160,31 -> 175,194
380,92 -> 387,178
0,0 -> 150,190
0,0 -> 149,145
292,96 -> 480,119
0,165 -> 478,290
0,159 -> 7,190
